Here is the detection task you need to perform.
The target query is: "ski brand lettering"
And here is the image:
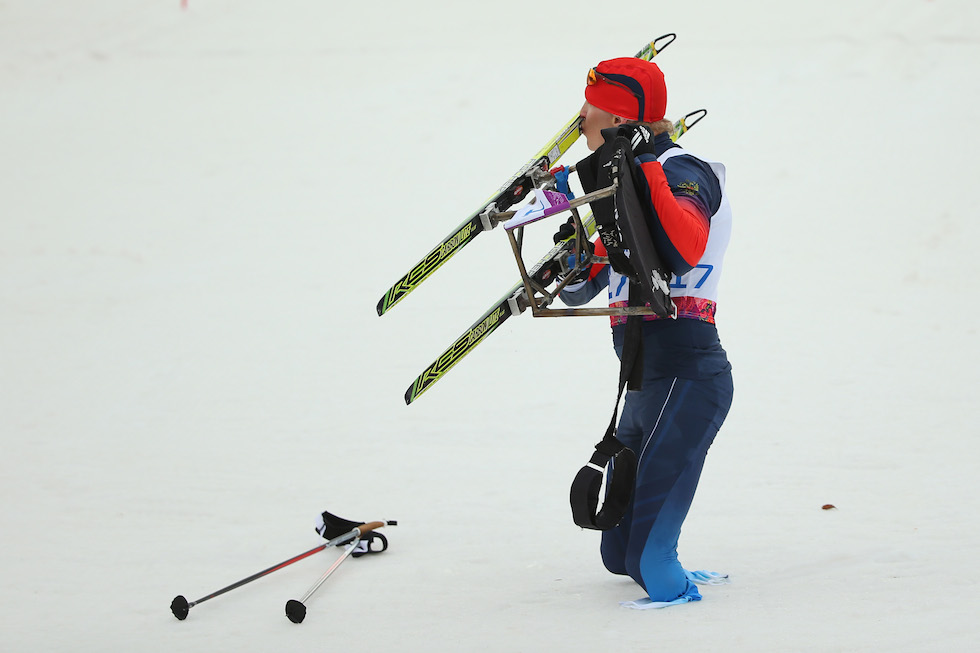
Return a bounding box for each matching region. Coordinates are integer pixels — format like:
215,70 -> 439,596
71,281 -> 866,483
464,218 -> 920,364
467,307 -> 504,344
440,224 -> 475,257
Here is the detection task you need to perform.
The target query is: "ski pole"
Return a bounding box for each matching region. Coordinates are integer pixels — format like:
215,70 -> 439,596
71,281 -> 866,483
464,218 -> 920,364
284,537 -> 362,624
170,521 -> 388,620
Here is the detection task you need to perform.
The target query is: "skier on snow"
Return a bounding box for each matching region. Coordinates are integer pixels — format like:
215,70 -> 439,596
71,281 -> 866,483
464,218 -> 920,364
560,57 -> 734,607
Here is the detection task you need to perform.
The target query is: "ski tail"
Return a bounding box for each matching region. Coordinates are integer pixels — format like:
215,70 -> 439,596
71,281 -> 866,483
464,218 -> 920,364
376,216 -> 484,316
404,290 -> 520,404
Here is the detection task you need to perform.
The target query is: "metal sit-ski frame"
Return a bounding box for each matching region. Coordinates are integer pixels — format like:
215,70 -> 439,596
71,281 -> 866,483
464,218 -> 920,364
479,172 -> 664,320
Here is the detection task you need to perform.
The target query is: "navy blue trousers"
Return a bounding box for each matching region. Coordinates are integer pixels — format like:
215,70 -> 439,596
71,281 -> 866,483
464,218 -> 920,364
602,320 -> 733,602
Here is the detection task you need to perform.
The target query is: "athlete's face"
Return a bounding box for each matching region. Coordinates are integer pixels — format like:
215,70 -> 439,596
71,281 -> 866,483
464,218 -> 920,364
579,102 -> 623,151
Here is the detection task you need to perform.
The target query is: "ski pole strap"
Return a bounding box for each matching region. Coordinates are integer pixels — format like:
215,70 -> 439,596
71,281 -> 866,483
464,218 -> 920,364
316,510 -> 396,541
351,531 -> 388,558
569,314 -> 642,531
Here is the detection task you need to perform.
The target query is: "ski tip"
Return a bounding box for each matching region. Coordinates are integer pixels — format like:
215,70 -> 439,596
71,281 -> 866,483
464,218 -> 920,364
170,595 -> 189,621
376,296 -> 388,317
653,33 -> 677,52
285,599 -> 307,624
685,108 -> 707,128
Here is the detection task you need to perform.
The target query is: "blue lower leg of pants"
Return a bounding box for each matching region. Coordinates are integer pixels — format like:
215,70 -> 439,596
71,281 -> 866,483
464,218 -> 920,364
630,447 -> 708,599
600,373 -> 732,600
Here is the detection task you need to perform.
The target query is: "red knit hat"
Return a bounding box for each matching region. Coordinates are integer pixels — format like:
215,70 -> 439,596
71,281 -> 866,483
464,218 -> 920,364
584,57 -> 667,123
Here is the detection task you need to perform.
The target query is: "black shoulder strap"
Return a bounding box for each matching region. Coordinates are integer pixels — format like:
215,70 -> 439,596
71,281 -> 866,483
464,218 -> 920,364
569,314 -> 642,530
569,282 -> 646,531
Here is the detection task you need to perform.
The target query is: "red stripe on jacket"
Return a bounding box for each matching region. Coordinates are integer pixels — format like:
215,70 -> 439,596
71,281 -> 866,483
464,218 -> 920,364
638,160 -> 710,270
589,239 -> 608,280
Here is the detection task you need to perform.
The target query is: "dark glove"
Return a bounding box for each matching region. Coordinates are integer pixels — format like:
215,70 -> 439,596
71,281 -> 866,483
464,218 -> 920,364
615,123 -> 656,158
553,216 -> 577,244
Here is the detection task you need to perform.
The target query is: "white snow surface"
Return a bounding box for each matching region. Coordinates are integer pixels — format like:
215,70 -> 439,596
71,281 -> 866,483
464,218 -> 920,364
3,1 -> 979,650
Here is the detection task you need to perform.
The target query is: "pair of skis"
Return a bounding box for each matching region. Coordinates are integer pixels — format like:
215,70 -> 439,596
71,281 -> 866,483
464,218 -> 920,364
375,34 -> 677,319
376,34 -> 703,404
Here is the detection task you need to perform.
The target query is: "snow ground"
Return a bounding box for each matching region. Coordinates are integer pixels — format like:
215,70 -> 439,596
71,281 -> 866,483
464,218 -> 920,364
2,1 -> 979,650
